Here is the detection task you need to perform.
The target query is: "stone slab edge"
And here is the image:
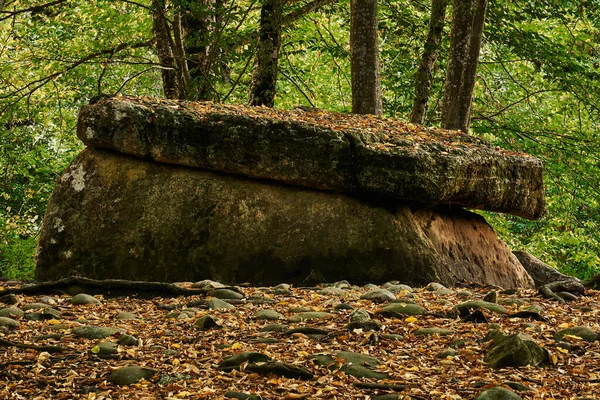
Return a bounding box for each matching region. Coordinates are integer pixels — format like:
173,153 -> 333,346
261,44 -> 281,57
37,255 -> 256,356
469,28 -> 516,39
77,96 -> 546,219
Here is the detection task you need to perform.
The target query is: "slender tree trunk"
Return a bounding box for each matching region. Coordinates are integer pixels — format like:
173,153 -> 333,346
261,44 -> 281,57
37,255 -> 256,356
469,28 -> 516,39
409,0 -> 448,124
184,0 -> 216,101
151,0 -> 179,99
350,0 -> 382,115
172,7 -> 190,95
441,0 -> 488,132
248,0 -> 285,107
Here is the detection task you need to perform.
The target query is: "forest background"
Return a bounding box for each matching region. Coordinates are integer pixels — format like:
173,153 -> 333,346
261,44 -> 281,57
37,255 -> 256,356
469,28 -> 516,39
1,0 -> 599,281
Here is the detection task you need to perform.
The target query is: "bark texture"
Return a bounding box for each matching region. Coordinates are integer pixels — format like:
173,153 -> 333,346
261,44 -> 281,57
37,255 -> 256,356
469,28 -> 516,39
441,0 -> 488,132
409,0 -> 448,124
183,0 -> 216,100
151,0 -> 179,99
350,0 -> 382,115
248,0 -> 285,107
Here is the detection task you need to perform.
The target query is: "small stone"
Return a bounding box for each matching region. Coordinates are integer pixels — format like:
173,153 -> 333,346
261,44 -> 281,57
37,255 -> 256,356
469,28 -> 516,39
247,296 -> 275,305
107,366 -> 156,386
378,302 -> 425,316
425,282 -> 446,291
437,348 -> 457,358
71,293 -> 101,305
455,300 -> 507,316
287,312 -> 333,322
0,294 -> 18,305
457,290 -> 473,298
273,283 -> 290,290
27,307 -> 61,320
254,309 -> 283,320
191,279 -> 225,290
289,307 -> 313,313
259,324 -> 288,333
498,298 -> 525,307
484,333 -> 550,368
554,326 -> 598,342
483,291 -> 497,303
360,289 -> 396,303
194,315 -> 221,330
208,288 -> 244,300
316,287 -> 346,296
522,322 -> 541,332
208,298 -> 235,310
334,303 -> 354,310
382,333 -> 404,341
267,288 -> 292,296
22,302 -> 54,311
218,352 -> 271,372
115,311 -> 138,320
225,391 -> 261,400
363,283 -> 379,291
341,364 -> 389,379
346,320 -> 381,332
336,351 -> 381,368
285,327 -> 330,336
413,327 -> 453,337
521,304 -> 543,313
118,334 -> 139,346
0,316 -> 20,329
312,351 -> 387,379
90,341 -> 119,357
556,341 -> 572,351
0,307 -> 24,319
349,308 -> 371,323
72,326 -> 121,340
332,280 -> 351,289
475,387 -> 523,400
383,284 -> 413,294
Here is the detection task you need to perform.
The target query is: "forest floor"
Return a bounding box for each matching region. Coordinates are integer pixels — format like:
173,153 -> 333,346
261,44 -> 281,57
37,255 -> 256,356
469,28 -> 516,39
0,279 -> 598,399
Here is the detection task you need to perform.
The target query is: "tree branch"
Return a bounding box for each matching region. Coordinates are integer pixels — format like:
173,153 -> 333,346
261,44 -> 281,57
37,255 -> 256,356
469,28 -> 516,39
0,0 -> 68,22
0,39 -> 153,111
283,0 -> 338,27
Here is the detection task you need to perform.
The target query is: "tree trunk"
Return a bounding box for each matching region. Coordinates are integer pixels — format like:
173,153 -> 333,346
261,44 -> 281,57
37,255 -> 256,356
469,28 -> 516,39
151,0 -> 179,99
183,0 -> 216,101
441,0 -> 488,132
248,0 -> 285,107
350,0 -> 382,115
409,0 -> 448,125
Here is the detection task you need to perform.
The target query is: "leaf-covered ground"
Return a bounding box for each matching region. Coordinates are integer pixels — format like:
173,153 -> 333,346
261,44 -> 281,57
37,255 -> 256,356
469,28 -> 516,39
0,280 -> 599,399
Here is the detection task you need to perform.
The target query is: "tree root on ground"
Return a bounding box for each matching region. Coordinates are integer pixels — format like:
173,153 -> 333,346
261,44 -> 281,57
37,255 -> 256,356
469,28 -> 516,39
0,276 -> 209,298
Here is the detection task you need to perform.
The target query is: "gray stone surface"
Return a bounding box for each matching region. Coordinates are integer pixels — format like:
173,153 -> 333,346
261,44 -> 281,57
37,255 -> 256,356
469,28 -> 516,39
107,366 -> 156,386
71,293 -> 101,305
72,326 -> 121,340
476,387 -> 522,400
35,148 -> 534,288
77,96 -> 545,219
484,333 -> 550,368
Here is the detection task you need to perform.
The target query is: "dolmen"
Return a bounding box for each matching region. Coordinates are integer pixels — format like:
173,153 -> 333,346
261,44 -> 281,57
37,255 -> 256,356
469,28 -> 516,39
35,96 -> 545,287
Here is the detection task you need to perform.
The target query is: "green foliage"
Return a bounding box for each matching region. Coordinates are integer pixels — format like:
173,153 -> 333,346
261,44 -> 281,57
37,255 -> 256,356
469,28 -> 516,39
1,0 -> 599,280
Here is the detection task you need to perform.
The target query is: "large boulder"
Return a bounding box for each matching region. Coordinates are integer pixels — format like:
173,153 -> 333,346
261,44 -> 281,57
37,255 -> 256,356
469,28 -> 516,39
35,148 -> 533,287
76,96 -> 545,219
